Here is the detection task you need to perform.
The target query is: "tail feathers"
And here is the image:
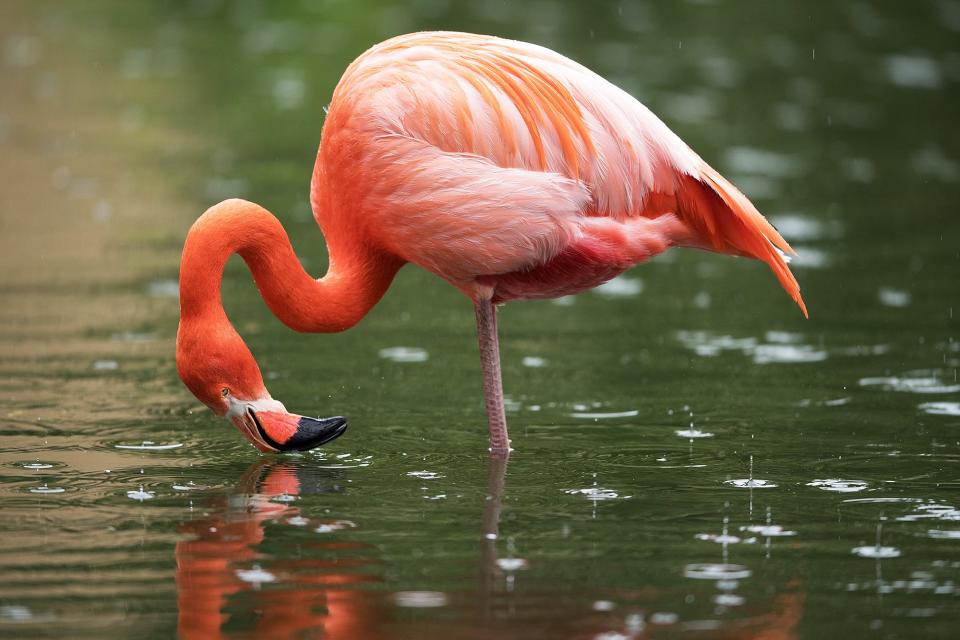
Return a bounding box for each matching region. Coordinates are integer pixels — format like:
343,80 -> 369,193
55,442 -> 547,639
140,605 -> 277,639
677,164 -> 808,318
698,166 -> 795,256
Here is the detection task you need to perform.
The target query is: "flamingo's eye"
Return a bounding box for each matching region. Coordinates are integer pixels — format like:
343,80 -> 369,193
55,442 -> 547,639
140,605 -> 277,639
221,387 -> 230,398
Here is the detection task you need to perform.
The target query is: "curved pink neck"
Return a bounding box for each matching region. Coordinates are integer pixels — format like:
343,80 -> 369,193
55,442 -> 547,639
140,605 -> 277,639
179,198 -> 401,333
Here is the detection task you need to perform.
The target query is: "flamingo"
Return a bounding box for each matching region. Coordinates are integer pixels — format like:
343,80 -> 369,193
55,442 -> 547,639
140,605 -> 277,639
176,32 -> 806,455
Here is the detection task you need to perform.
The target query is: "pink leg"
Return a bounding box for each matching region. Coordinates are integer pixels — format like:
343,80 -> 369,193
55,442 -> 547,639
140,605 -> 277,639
474,297 -> 510,454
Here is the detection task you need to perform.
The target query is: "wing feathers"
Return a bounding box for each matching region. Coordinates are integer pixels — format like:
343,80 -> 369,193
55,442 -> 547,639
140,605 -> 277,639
338,32 -> 806,313
678,165 -> 808,317
365,135 -> 591,282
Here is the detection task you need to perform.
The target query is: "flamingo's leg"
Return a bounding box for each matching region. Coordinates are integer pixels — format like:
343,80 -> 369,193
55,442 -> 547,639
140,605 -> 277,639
474,297 -> 511,454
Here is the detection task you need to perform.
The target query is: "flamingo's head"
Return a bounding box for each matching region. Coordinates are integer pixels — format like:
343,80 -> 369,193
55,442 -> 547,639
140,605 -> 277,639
176,323 -> 347,453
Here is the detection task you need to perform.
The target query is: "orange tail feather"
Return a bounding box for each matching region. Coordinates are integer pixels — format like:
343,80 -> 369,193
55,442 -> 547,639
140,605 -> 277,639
676,164 -> 808,318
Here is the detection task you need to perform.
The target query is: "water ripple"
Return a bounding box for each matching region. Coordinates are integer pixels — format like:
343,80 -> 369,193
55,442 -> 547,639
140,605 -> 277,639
919,402 -> 960,416
859,370 -> 960,394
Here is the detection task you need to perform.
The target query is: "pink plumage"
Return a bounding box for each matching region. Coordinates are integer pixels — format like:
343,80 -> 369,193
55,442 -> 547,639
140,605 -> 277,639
178,31 -> 806,455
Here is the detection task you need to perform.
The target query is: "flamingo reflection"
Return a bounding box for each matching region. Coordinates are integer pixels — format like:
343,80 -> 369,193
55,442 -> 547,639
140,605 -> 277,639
175,457 -> 805,639
175,460 -> 379,639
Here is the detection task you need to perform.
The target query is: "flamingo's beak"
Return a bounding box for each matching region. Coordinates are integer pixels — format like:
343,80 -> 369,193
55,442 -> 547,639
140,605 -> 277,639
231,408 -> 347,453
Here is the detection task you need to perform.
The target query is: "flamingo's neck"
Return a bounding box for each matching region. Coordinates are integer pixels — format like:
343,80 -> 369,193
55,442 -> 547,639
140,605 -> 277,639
179,198 -> 401,334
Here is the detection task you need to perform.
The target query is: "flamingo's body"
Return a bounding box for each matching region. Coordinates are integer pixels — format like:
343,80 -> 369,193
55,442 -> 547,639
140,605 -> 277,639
176,32 -> 806,454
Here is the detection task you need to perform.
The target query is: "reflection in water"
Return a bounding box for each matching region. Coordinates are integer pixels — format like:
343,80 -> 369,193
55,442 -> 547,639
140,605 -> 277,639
175,461 -> 377,639
174,456 -> 523,637
480,454 -> 508,623
174,456 -> 810,638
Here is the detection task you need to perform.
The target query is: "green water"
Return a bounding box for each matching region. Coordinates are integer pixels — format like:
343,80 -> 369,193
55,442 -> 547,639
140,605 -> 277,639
1,1 -> 958,638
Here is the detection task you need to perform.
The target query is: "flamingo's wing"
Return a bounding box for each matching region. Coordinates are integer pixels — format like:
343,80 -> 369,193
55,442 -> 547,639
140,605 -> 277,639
363,133 -> 591,283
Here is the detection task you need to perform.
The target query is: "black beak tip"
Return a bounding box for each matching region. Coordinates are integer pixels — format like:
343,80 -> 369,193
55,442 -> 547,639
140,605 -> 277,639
284,415 -> 348,452
249,410 -> 348,453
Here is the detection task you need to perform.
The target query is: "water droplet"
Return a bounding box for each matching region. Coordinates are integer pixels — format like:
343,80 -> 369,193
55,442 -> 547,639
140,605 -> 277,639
725,479 -> 777,489
928,530 -> 960,539
236,565 -> 276,584
859,370 -> 960,394
843,497 -> 922,504
592,600 -> 615,611
896,502 -> 960,522
314,520 -> 356,533
624,612 -> 645,633
683,563 -> 751,580
570,409 -> 638,419
878,287 -> 911,308
29,484 -> 65,494
676,330 -> 826,362
115,442 -> 183,451
675,429 -> 714,438
741,524 -> 796,537
713,593 -> 744,606
852,545 -> 901,558
392,591 -> 448,608
807,479 -> 868,493
172,482 -> 205,491
695,533 -> 747,544
565,486 -> 626,501
406,470 -> 444,480
127,486 -> 155,501
751,344 -> 828,364
21,462 -> 54,470
496,557 -> 528,571
650,612 -> 678,625
378,346 -> 428,363
919,402 -> 960,416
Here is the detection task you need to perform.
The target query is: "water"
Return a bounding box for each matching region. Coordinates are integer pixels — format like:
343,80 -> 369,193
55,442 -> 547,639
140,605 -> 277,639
1,1 -> 958,638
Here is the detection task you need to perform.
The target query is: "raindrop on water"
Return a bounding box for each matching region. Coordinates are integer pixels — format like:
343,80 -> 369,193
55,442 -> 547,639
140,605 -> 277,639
807,479 -> 868,493
406,470 -> 444,480
22,462 -> 54,470
378,346 -> 429,363
675,428 -> 714,439
29,484 -> 65,494
392,591 -> 448,608
127,485 -> 155,501
115,442 -> 183,451
683,563 -> 751,580
235,564 -> 276,585
496,557 -> 529,571
852,519 -> 901,558
725,455 -> 777,488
